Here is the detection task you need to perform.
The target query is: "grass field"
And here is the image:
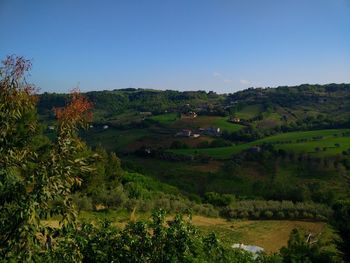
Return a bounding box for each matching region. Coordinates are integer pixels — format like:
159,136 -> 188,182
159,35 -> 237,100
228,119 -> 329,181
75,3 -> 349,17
194,216 -> 325,252
170,116 -> 244,132
108,111 -> 144,125
213,117 -> 244,132
170,129 -> 350,159
170,143 -> 250,159
149,113 -> 179,125
276,136 -> 350,156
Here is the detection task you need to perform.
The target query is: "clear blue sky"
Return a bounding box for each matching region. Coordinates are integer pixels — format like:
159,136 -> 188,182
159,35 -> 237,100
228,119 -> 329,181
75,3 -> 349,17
1,0 -> 350,93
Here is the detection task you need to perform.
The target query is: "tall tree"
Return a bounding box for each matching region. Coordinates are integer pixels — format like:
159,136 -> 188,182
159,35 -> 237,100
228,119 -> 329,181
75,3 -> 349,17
0,55 -> 93,261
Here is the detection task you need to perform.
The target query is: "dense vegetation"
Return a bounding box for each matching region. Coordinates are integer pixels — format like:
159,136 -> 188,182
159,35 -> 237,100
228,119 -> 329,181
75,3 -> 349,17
2,56 -> 350,262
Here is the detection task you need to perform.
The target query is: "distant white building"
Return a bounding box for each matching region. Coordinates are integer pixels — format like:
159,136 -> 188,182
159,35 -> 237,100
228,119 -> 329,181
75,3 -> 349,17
48,125 -> 55,131
103,125 -> 109,130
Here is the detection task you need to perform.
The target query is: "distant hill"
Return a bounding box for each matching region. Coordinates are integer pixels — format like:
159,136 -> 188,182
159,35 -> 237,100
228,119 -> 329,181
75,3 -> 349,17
37,88 -> 224,120
38,83 -> 350,129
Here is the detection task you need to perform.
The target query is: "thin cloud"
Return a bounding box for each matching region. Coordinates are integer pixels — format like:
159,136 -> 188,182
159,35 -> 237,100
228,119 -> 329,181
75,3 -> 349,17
213,72 -> 222,78
223,79 -> 233,83
240,79 -> 250,85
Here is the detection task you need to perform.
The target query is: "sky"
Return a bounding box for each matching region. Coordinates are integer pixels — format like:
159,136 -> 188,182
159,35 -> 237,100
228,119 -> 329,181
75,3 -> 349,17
1,0 -> 350,93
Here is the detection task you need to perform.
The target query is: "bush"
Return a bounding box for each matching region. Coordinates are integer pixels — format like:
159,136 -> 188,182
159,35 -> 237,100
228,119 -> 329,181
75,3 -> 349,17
263,210 -> 274,218
73,194 -> 93,211
107,186 -> 128,208
204,192 -> 235,206
276,211 -> 285,219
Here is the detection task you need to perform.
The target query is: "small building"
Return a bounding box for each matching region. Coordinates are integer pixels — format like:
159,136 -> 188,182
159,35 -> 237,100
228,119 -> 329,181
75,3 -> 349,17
103,125 -> 109,130
214,127 -> 221,133
175,129 -> 192,137
48,125 -> 55,131
229,117 -> 241,123
202,127 -> 221,136
144,148 -> 151,154
181,111 -> 197,119
192,133 -> 200,138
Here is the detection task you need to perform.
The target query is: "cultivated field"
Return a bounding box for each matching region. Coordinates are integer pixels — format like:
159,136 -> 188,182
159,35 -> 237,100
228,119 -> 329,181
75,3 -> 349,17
193,216 -> 326,253
170,128 -> 350,159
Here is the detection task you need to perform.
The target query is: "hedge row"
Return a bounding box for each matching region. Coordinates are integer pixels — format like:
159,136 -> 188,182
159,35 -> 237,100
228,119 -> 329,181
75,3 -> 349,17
221,200 -> 332,221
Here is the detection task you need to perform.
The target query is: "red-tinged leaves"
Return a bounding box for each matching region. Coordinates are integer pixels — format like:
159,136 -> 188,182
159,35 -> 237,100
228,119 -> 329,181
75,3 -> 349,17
54,88 -> 93,127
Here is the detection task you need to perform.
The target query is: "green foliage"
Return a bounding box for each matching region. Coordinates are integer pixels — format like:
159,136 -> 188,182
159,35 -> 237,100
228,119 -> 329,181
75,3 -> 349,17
204,192 -> 235,206
280,228 -> 343,263
0,56 -> 93,260
332,200 -> 350,261
149,113 -> 179,125
43,210 -> 263,263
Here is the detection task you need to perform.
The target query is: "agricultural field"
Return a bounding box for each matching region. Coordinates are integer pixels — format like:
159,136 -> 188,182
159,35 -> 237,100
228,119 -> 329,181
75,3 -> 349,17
170,143 -> 250,159
194,216 -> 326,253
213,117 -> 244,132
149,113 -> 179,125
170,115 -> 244,132
108,111 -> 144,125
170,129 -> 350,159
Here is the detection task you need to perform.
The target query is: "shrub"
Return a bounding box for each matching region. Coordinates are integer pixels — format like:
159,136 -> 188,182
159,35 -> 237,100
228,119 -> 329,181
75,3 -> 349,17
276,211 -> 285,219
263,210 -> 274,218
204,192 -> 235,206
74,194 -> 93,211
